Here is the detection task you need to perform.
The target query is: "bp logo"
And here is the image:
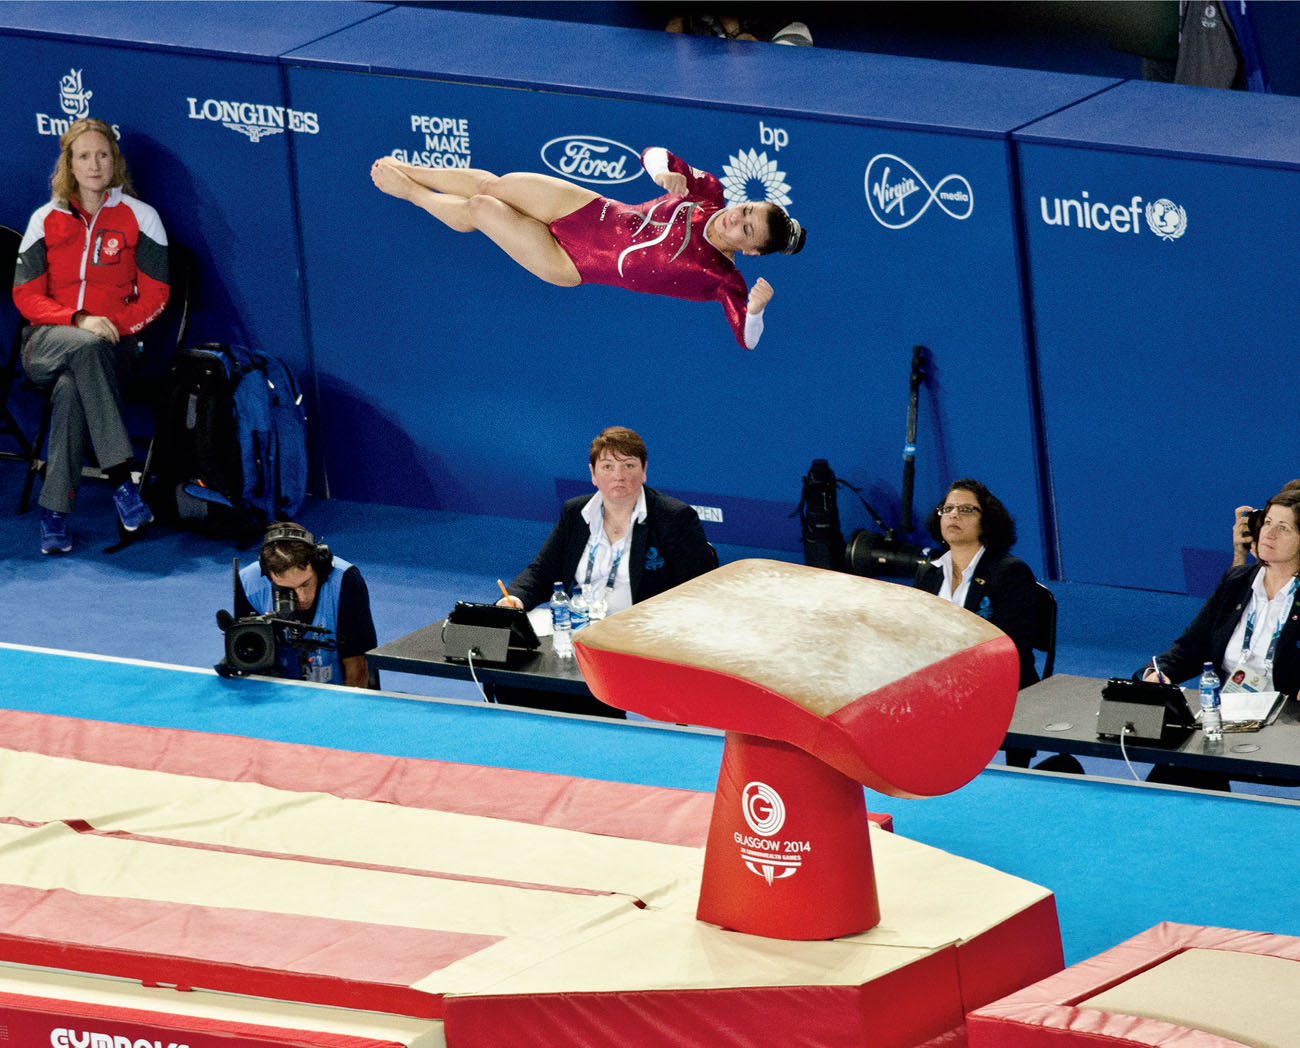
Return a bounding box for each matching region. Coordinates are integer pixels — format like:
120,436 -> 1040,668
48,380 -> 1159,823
1144,198 -> 1188,241
734,780 -> 807,884
720,149 -> 792,207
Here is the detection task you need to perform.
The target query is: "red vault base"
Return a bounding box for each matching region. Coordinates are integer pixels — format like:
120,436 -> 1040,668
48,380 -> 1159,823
699,731 -> 880,939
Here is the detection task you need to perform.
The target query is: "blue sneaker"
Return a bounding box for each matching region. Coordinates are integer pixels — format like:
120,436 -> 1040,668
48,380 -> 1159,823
112,480 -> 154,531
40,508 -> 72,554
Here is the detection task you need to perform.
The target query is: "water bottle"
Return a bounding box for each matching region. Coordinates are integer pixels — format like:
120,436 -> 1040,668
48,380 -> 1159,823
587,583 -> 607,622
550,582 -> 573,658
1199,662 -> 1222,740
569,585 -> 590,633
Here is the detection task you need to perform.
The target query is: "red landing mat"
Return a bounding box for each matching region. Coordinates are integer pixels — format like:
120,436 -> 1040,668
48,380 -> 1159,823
0,708 -> 1061,1047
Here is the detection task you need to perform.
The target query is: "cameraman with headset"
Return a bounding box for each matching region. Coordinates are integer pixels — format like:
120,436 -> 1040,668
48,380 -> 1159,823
231,522 -> 378,688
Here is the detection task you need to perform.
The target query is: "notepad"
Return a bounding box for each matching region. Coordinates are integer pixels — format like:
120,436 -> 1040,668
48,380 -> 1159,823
1216,690 -> 1285,733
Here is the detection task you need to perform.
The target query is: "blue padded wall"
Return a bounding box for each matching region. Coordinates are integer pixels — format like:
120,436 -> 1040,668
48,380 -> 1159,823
1015,81 -> 1300,592
21,3 -> 1295,595
281,7 -> 1120,571
0,1 -> 383,490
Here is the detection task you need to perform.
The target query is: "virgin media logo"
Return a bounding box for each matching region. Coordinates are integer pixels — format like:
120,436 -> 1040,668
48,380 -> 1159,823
865,153 -> 974,230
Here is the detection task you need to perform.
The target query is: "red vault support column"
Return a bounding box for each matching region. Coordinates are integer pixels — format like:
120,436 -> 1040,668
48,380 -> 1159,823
699,730 -> 879,940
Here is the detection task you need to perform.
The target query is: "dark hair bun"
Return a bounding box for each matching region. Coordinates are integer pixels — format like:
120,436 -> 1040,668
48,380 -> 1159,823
779,214 -> 806,255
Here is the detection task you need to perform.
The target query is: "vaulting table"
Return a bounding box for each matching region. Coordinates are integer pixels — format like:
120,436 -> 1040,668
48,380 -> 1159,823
574,557 -> 1025,941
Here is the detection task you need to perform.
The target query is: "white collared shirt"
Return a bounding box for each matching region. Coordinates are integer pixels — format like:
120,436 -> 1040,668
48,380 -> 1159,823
934,546 -> 986,608
1223,571 -> 1298,688
578,488 -> 648,614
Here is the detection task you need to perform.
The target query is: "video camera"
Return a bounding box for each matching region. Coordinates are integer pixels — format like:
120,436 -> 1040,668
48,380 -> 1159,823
798,347 -> 932,579
844,522 -> 930,579
215,558 -> 335,678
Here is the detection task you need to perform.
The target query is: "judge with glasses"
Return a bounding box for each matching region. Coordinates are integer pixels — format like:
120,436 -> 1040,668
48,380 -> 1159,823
914,479 -> 1042,690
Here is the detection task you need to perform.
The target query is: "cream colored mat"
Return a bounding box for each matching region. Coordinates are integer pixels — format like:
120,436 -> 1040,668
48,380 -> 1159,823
0,749 -> 1053,998
1083,948 -> 1300,1048
425,824 -> 1053,996
0,749 -> 702,913
0,963 -> 445,1048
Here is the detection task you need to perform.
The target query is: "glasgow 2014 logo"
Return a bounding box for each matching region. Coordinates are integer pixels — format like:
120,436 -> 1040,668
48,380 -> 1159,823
733,780 -> 808,885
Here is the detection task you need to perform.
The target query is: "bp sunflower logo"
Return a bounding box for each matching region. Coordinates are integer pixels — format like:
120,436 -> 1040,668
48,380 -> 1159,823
720,149 -> 792,207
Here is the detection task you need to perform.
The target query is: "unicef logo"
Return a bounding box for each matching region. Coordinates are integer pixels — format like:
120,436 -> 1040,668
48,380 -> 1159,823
541,136 -> 641,185
741,781 -> 785,836
1144,198 -> 1188,241
865,153 -> 973,230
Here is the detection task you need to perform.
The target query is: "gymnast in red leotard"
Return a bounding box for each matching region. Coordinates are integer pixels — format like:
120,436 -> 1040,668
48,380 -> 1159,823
370,147 -> 805,349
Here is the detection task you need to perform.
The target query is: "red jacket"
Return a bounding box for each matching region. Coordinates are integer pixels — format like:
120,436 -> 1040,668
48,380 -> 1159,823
13,187 -> 169,336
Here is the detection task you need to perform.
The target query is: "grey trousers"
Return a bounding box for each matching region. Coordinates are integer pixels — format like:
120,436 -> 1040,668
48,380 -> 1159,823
22,325 -> 137,514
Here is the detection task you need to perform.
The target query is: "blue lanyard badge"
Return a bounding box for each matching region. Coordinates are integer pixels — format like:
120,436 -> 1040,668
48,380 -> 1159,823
583,506 -> 626,592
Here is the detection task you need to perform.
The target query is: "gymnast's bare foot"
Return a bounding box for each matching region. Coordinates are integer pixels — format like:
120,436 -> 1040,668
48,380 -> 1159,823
370,157 -> 417,199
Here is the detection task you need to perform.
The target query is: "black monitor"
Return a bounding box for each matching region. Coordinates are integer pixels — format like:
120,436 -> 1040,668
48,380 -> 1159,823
441,601 -> 541,664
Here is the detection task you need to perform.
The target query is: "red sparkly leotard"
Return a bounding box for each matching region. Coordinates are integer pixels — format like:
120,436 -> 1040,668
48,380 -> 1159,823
548,149 -> 756,348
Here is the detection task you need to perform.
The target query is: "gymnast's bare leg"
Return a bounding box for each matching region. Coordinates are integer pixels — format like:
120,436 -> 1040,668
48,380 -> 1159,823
370,158 -> 598,286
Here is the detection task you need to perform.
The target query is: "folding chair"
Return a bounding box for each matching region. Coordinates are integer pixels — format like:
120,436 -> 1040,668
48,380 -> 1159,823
0,226 -> 37,471
1032,580 -> 1057,679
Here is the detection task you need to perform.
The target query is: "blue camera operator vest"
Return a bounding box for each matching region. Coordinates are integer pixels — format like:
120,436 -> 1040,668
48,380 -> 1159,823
239,557 -> 351,683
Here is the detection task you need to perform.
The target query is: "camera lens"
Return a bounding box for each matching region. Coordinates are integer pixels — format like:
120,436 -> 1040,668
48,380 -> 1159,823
231,630 -> 268,665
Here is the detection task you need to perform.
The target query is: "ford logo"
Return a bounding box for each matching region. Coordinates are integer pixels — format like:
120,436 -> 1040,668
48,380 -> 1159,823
540,136 -> 642,185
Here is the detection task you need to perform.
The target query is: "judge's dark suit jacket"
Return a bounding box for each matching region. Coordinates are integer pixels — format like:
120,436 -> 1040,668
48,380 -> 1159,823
1146,564 -> 1300,693
508,486 -> 715,611
915,550 -> 1041,689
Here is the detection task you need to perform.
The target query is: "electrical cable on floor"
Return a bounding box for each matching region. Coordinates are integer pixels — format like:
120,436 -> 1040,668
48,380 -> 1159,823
1118,725 -> 1141,781
465,648 -> 490,703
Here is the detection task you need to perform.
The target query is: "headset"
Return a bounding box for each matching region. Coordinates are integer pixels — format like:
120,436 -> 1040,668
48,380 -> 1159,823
260,522 -> 333,578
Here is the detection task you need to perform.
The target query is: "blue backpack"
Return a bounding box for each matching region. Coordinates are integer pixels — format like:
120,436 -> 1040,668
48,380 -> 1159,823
148,343 -> 308,537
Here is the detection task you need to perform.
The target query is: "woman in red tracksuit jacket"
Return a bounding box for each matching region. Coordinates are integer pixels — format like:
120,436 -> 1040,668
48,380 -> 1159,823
13,117 -> 169,554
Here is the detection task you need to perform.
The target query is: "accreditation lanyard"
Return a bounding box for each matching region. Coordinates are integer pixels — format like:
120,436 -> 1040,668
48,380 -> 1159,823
583,506 -> 627,593
1241,577 -> 1297,664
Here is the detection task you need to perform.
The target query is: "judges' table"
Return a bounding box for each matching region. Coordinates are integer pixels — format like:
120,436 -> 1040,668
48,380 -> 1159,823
366,619 -> 597,703
1010,673 -> 1300,783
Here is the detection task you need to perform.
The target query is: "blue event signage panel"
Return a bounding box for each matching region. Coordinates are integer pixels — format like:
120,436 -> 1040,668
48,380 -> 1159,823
283,5 -> 1116,134
0,32 -> 308,368
284,56 -> 1057,569
1015,81 -> 1300,593
0,2 -> 378,483
0,1 -> 383,61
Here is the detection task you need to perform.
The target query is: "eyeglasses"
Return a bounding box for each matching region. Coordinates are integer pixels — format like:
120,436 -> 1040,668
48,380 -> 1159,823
937,504 -> 981,516
1262,516 -> 1297,537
